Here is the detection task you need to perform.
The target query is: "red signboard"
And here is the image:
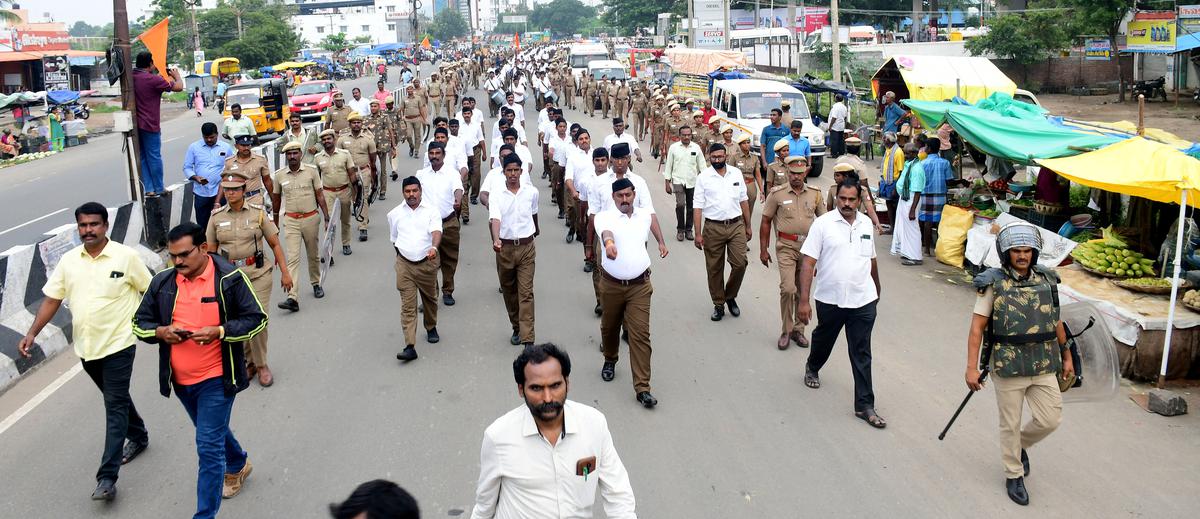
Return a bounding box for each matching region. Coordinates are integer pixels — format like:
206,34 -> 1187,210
14,30 -> 71,52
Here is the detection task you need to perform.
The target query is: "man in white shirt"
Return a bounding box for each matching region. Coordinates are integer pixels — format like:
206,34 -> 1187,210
492,106 -> 528,145
454,97 -> 487,139
546,119 -> 572,214
389,176 -> 443,363
692,143 -> 751,322
602,118 -> 643,163
489,155 -> 540,347
470,344 -> 638,519
596,177 -> 669,408
484,72 -> 501,117
480,145 -> 532,208
415,141 -> 465,307
450,118 -> 484,224
576,147 -> 611,277
510,72 -> 528,107
347,87 -> 372,117
828,93 -> 848,158
564,129 -> 595,252
503,91 -> 525,122
456,108 -> 488,206
491,128 -> 534,175
798,178 -> 884,428
424,126 -> 470,177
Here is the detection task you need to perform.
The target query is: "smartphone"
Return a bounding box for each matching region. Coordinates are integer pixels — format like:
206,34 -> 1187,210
175,329 -> 194,339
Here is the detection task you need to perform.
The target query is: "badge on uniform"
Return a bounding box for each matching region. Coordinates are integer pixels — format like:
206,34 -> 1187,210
733,182 -> 741,186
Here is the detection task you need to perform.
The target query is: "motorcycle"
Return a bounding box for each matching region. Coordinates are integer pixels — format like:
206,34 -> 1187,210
46,90 -> 91,120
1131,76 -> 1168,102
61,101 -> 90,120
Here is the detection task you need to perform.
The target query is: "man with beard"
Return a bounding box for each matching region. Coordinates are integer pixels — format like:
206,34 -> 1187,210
416,141 -> 465,307
338,112 -> 378,242
693,143 -> 751,322
390,176 -> 443,363
470,344 -> 637,519
271,142 -> 331,312
324,91 -> 353,134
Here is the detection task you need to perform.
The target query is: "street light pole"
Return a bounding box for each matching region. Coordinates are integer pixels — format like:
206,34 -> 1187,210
113,0 -> 140,203
831,0 -> 840,83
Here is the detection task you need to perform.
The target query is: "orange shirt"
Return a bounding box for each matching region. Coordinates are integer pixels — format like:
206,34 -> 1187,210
170,256 -> 224,386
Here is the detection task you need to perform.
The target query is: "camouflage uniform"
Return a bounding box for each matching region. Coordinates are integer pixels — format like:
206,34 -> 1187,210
365,110 -> 395,197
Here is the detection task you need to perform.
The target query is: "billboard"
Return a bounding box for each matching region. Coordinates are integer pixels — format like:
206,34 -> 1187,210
1084,38 -> 1111,61
42,55 -> 70,91
15,30 -> 71,52
1127,19 -> 1176,51
503,15 -> 528,24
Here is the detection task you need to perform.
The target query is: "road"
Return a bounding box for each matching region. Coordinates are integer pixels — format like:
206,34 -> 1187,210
0,67 -> 1197,518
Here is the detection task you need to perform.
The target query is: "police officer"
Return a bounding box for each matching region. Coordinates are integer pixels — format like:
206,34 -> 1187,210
693,143 -> 750,322
339,112 -> 378,242
366,98 -> 397,201
967,223 -> 1075,506
399,84 -> 425,158
759,158 -> 825,350
581,74 -> 595,116
389,176 -> 443,363
489,154 -> 539,347
426,72 -> 446,118
206,171 -> 292,386
765,140 -> 791,192
613,79 -> 630,119
221,134 -> 272,206
315,129 -> 358,256
730,133 -> 764,211
271,141 -> 330,312
324,91 -> 353,134
629,83 -> 648,141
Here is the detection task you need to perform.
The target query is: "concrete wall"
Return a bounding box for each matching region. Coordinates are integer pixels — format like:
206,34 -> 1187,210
993,55 -> 1134,92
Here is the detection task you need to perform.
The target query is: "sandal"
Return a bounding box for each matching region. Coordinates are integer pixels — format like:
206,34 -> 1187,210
804,371 -> 820,389
855,409 -> 887,429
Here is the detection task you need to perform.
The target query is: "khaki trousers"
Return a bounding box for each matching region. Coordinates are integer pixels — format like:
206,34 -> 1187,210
324,188 -> 353,246
600,275 -> 654,393
631,105 -> 646,137
284,212 -> 321,299
404,119 -> 422,152
993,373 -> 1063,478
614,99 -> 628,118
564,87 -> 574,108
357,164 -> 373,231
438,215 -> 461,295
496,241 -> 536,343
429,97 -> 446,117
244,266 -> 273,367
702,219 -> 748,306
395,254 -> 439,346
775,239 -> 806,335
377,149 -> 392,195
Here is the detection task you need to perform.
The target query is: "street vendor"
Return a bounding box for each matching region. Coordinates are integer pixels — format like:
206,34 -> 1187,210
1034,167 -> 1070,207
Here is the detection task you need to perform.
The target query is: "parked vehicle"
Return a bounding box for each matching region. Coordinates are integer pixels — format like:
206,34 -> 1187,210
569,43 -> 610,79
289,80 -> 336,122
587,60 -> 628,80
223,78 -> 290,137
710,79 -> 827,176
1131,76 -> 1168,102
47,90 -> 91,120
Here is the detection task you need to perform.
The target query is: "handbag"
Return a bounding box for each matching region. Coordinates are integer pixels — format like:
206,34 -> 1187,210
878,178 -> 896,200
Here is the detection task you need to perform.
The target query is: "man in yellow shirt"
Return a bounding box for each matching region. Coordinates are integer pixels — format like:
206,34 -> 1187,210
18,202 -> 153,501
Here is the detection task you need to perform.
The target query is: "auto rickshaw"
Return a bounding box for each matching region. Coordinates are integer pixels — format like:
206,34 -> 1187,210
222,78 -> 290,137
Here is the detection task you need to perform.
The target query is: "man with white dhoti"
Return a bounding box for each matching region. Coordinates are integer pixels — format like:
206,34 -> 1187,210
891,143 -> 924,265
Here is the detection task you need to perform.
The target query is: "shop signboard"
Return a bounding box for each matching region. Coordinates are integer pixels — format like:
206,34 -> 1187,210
1127,12 -> 1176,52
694,0 -> 726,49
14,30 -> 71,52
1084,38 -> 1111,60
1179,5 -> 1200,18
42,55 -> 71,92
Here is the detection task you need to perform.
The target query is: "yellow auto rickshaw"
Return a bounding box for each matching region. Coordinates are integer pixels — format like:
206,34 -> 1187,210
222,78 -> 290,137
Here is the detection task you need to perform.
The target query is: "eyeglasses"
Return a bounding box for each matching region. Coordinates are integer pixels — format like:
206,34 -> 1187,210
168,246 -> 198,262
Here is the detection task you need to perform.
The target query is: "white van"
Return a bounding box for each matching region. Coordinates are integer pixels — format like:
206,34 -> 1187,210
709,79 -> 828,176
587,60 -> 628,80
569,43 -> 610,79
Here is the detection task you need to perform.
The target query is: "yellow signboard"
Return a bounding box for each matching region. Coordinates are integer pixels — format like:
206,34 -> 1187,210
1126,19 -> 1176,51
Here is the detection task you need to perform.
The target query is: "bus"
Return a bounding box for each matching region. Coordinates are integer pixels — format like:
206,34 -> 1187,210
729,28 -> 796,63
568,43 -> 610,78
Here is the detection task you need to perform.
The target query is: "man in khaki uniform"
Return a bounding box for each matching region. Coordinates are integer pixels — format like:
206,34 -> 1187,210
385,95 -> 406,157
649,95 -> 666,158
390,176 -> 443,363
759,161 -> 825,350
630,84 -> 648,140
315,129 -> 358,256
581,75 -> 595,116
598,77 -> 612,119
661,104 -> 687,159
324,91 -> 353,134
410,80 -> 430,140
221,134 -> 272,206
562,68 -> 576,110
426,73 -> 446,118
612,80 -> 630,119
339,112 -> 377,241
730,133 -> 765,219
691,111 -> 713,155
281,113 -> 319,165
765,140 -> 791,192
271,141 -> 330,312
207,171 -> 292,386
366,99 -> 397,200
399,84 -> 425,158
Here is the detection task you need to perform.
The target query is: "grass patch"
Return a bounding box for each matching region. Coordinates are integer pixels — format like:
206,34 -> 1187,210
90,104 -> 124,114
163,91 -> 189,103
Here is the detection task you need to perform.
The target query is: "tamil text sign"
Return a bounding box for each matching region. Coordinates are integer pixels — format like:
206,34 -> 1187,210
42,55 -> 70,91
1084,38 -> 1111,60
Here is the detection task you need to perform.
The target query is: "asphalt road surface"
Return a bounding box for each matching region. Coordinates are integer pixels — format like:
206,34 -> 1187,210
1,65 -> 1198,518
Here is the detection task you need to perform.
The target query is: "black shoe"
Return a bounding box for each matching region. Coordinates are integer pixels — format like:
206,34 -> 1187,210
471,197 -> 479,205
601,361 -> 615,381
594,303 -> 602,316
342,245 -> 352,256
120,440 -> 148,465
621,329 -> 629,343
396,345 -> 417,362
1006,477 -> 1029,506
636,391 -> 658,408
377,193 -> 386,201
557,210 -> 565,219
92,478 -> 117,501
565,230 -> 575,243
583,261 -> 594,273
510,332 -> 521,345
426,327 -> 440,343
277,298 -> 299,312
313,285 -> 325,299
358,230 -> 368,242
726,299 -> 741,317
685,230 -> 695,241
1021,449 -> 1030,477
462,216 -> 469,225
711,306 -> 725,321
391,172 -> 399,181
443,293 -> 456,306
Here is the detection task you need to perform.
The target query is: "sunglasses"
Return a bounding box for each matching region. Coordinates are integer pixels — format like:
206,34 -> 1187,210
169,246 -> 198,262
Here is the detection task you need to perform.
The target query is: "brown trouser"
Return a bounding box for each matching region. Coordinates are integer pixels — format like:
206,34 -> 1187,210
496,241 -> 536,343
994,373 -> 1062,478
467,147 -> 483,200
702,218 -> 748,306
284,212 -> 321,299
631,105 -> 646,137
438,215 -> 460,295
404,119 -> 422,154
429,96 -> 445,117
600,273 -> 654,393
395,254 -> 439,346
324,187 -> 353,246
357,164 -> 374,231
564,87 -> 574,108
614,99 -> 628,118
775,238 -> 806,336
590,233 -> 602,303
564,189 -> 579,232
245,265 -> 273,367
551,163 -> 565,206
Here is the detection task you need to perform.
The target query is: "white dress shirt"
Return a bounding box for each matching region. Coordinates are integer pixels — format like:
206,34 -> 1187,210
575,168 -> 609,214
490,144 -> 534,174
799,210 -> 878,308
548,133 -> 572,165
594,208 -> 653,280
693,166 -> 748,221
456,109 -> 487,131
828,101 -> 848,132
493,121 -> 528,144
504,99 -> 526,121
424,137 -> 469,172
415,165 -> 465,219
458,116 -> 488,148
564,146 -> 593,188
587,172 -> 655,215
470,400 -> 637,519
489,183 -> 540,239
602,132 -> 640,153
348,96 -> 372,116
481,166 -> 532,194
387,202 -> 442,262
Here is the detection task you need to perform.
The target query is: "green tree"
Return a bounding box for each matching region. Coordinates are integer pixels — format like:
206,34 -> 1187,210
430,9 -> 469,41
320,33 -> 352,54
353,34 -> 373,44
1061,0 -> 1133,100
217,12 -> 301,68
600,0 -> 684,37
530,0 -> 596,37
965,12 -> 1069,86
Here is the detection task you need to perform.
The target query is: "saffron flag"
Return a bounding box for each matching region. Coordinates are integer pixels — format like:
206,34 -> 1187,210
514,33 -> 520,50
135,17 -> 171,81
420,36 -> 432,50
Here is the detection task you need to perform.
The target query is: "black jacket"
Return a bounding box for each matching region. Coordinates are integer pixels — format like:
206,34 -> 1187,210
133,254 -> 267,397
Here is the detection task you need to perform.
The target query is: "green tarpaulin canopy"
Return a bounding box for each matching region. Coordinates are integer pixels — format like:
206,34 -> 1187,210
0,92 -> 45,110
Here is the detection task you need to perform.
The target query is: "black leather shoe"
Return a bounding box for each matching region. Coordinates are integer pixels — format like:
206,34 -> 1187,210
509,332 -> 521,346
636,391 -> 658,408
565,230 -> 575,243
396,345 -> 417,362
427,328 -> 440,343
582,261 -> 594,273
601,361 -> 615,381
1021,449 -> 1030,477
342,245 -> 352,256
557,210 -> 565,219
462,215 -> 469,225
92,478 -> 117,501
277,298 -> 299,312
377,193 -> 386,201
471,197 -> 479,205
443,293 -> 456,306
711,306 -> 725,321
313,285 -> 325,298
727,299 -> 741,317
121,440 -> 147,465
1006,477 -> 1029,506
594,303 -> 602,316
358,230 -> 368,242
685,230 -> 695,241
391,172 -> 399,181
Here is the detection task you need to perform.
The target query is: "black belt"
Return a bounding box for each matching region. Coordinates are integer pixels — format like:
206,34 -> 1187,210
245,189 -> 262,198
500,236 -> 535,246
394,247 -> 429,264
601,268 -> 650,286
705,216 -> 743,225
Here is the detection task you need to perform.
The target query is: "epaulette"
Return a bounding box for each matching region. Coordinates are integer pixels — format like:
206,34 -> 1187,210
972,268 -> 1007,293
247,202 -> 265,211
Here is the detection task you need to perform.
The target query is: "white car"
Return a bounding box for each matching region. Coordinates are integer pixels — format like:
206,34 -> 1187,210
587,60 -> 628,80
709,79 -> 827,176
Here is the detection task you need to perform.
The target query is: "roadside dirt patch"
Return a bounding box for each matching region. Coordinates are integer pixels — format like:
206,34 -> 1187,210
1038,93 -> 1200,143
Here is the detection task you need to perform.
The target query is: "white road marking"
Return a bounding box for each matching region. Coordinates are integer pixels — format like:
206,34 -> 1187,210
0,363 -> 82,436
0,207 -> 68,237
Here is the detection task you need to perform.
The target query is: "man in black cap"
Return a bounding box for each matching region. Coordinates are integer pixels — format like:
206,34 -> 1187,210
577,146 -> 611,274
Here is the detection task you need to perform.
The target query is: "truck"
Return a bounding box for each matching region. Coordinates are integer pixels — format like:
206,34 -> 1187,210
568,43 -> 610,79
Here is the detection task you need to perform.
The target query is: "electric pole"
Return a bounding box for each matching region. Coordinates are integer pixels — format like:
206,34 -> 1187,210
688,0 -> 695,48
831,0 -> 840,83
113,0 -> 140,203
187,0 -> 200,61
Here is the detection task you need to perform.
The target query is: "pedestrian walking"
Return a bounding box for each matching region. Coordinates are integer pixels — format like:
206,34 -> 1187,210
366,99 -> 397,201
183,123 -> 233,232
330,479 -> 420,519
315,129 -> 359,256
389,176 -> 443,363
339,112 -> 378,242
18,202 -> 153,501
193,87 -> 205,117
132,51 -> 183,196
827,94 -> 848,158
967,222 -> 1074,506
207,172 -> 293,386
470,344 -> 638,519
692,143 -> 751,322
662,126 -> 705,242
798,178 -> 885,429
133,222 -> 268,519
416,141 -> 465,307
489,155 -> 540,347
271,141 -> 331,312
759,160 -> 825,350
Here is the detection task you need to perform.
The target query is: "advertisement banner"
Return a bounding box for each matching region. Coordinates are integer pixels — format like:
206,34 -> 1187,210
1084,38 -> 1112,60
694,0 -> 726,49
1127,19 -> 1176,51
1179,5 -> 1200,18
42,55 -> 70,92
14,30 -> 71,52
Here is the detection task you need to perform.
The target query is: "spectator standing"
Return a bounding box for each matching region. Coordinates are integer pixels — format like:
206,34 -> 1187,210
783,120 -> 812,161
17,203 -> 153,501
221,103 -> 256,142
132,51 -> 182,196
183,123 -> 233,231
919,140 -> 953,257
827,94 -> 848,158
759,109 -> 789,166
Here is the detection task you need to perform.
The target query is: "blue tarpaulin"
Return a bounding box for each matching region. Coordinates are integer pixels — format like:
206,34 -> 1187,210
46,90 -> 81,105
901,11 -> 967,27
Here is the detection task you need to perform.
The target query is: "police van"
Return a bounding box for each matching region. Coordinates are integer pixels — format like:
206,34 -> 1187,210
710,79 -> 827,176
